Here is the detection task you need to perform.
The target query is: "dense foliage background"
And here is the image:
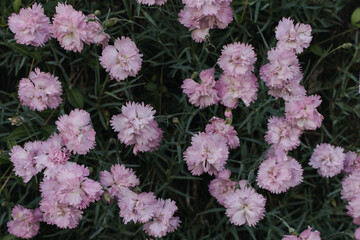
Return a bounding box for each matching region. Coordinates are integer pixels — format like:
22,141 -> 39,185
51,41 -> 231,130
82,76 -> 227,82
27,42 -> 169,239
0,0 -> 360,239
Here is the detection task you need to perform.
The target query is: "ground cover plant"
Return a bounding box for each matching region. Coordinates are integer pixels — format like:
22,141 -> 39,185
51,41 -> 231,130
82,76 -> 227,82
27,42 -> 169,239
0,0 -> 360,239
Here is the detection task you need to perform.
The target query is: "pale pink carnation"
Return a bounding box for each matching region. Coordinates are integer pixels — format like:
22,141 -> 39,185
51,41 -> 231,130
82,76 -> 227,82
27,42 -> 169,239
100,164 -> 140,198
309,143 -> 345,178
9,141 -> 42,183
7,205 -> 42,239
56,109 -> 96,155
117,190 -> 157,223
191,28 -> 210,43
183,132 -> 229,176
347,199 -> 360,220
355,227 -> 360,240
208,169 -> 236,205
224,185 -> 266,227
268,81 -> 307,101
260,47 -> 302,89
181,68 -> 219,108
8,3 -> 51,47
52,3 -> 88,52
99,36 -> 143,81
276,17 -> 312,54
285,95 -> 323,130
265,116 -> 302,151
137,0 -> 167,5
256,155 -> 303,194
343,151 -> 360,174
18,68 -> 62,111
110,102 -> 163,155
215,73 -> 259,108
341,171 -> 360,202
282,226 -> 321,240
205,117 -> 239,149
218,42 -> 256,76
85,14 -> 110,47
143,199 -> 181,238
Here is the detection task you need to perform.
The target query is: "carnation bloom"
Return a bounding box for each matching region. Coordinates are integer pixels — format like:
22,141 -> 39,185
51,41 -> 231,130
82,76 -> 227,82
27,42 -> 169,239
9,141 -> 42,183
52,2 -> 88,52
8,3 -> 51,47
309,143 -> 345,178
343,151 -> 360,174
191,28 -> 209,42
181,68 -> 219,108
355,227 -> 360,240
208,169 -> 236,205
136,0 -> 167,5
99,37 -> 143,81
100,164 -> 140,198
341,171 -> 360,202
224,184 -> 266,227
183,132 -> 229,176
260,47 -> 302,89
117,190 -> 157,224
285,95 -> 323,130
7,205 -> 42,239
56,109 -> 96,155
205,117 -> 239,149
85,14 -> 110,47
143,199 -> 181,238
264,116 -> 302,151
110,102 -> 163,155
218,42 -> 257,76
268,81 -> 307,101
18,68 -> 62,111
282,226 -> 321,240
275,17 -> 312,54
256,154 -> 303,194
215,73 -> 259,108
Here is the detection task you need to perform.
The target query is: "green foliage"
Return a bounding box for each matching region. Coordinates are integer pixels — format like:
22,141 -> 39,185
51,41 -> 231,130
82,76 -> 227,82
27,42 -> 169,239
0,0 -> 359,239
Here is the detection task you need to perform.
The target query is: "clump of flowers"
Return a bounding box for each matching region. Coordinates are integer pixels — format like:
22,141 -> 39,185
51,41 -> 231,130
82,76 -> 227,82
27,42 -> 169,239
18,68 -> 62,111
309,143 -> 345,178
8,3 -> 52,47
223,182 -> 266,227
85,14 -> 110,47
52,2 -> 88,52
7,205 -> 42,239
208,169 -> 236,205
205,117 -> 240,149
183,132 -> 229,176
343,151 -> 360,174
282,226 -> 321,240
181,68 -> 219,108
56,109 -> 96,155
99,36 -> 143,81
110,102 -> 163,155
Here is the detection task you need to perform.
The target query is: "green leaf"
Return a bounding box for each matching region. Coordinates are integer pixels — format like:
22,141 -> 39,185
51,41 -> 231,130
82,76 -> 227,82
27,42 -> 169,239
66,88 -> 84,109
13,0 -> 21,13
41,125 -> 56,138
2,125 -> 28,142
309,44 -> 323,56
0,153 -> 10,165
6,42 -> 41,60
351,7 -> 360,28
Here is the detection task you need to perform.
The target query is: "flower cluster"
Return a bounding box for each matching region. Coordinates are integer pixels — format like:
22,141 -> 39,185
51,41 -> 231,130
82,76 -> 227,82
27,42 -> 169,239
99,37 -> 143,82
7,205 -> 42,239
110,102 -> 163,155
100,164 -> 181,237
18,68 -> 62,111
178,0 -> 233,42
282,226 -> 321,240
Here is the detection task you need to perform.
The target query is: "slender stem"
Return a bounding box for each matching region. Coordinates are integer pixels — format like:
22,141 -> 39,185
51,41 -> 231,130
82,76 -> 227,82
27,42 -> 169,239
0,171 -> 13,194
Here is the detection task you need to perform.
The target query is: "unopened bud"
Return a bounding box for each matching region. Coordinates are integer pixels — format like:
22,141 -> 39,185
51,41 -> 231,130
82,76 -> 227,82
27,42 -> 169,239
172,117 -> 179,124
105,18 -> 118,27
191,72 -> 198,79
109,138 -> 117,144
94,10 -> 101,17
8,116 -> 24,126
342,43 -> 352,49
103,190 -> 111,204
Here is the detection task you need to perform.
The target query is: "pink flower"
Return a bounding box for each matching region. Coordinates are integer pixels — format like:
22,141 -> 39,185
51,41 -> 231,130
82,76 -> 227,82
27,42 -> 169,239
99,36 -> 143,81
208,169 -> 236,205
260,47 -> 302,89
52,3 -> 88,52
100,164 -> 140,198
275,17 -> 312,54
268,81 -> 307,101
7,205 -> 42,239
181,68 -> 219,108
282,226 -> 321,240
117,190 -> 157,223
264,116 -> 302,151
191,28 -> 209,42
341,171 -> 360,202
309,143 -> 345,178
215,73 -> 259,108
136,0 -> 167,5
8,3 -> 51,47
343,151 -> 360,174
224,184 -> 266,227
143,199 -> 181,238
110,102 -> 163,155
205,117 -> 240,149
56,109 -> 96,155
218,42 -> 257,76
85,14 -> 110,47
285,95 -> 323,130
184,132 -> 229,176
9,141 -> 42,183
256,154 -> 303,194
18,68 -> 62,111
347,198 -> 360,219
355,227 -> 360,240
